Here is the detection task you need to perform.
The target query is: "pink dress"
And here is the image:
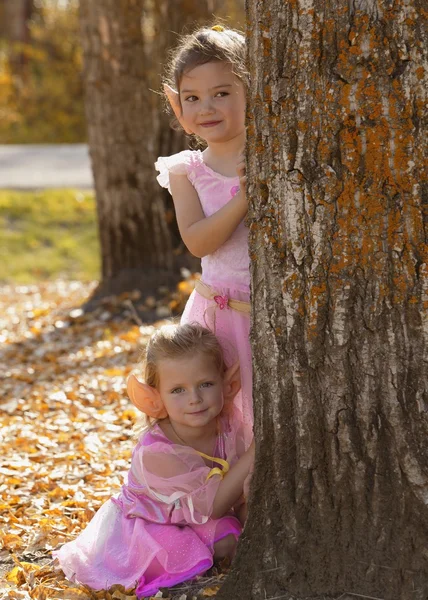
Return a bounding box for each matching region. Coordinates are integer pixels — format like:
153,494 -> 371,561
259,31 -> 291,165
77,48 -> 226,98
156,150 -> 252,446
53,411 -> 244,598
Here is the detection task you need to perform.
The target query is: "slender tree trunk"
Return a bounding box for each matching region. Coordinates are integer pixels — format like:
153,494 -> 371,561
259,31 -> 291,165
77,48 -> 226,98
219,1 -> 427,599
0,0 -> 33,67
0,0 -> 32,43
79,0 -> 213,300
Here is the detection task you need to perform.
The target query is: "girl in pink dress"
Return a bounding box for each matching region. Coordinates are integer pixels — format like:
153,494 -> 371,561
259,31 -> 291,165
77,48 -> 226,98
54,323 -> 254,598
155,26 -> 252,446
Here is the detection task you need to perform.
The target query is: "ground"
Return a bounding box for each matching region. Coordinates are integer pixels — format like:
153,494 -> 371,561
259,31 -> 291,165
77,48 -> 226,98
0,280 -> 225,600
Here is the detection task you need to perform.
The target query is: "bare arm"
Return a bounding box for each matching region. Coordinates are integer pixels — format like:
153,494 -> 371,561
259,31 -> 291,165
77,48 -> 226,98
170,168 -> 247,259
211,440 -> 255,520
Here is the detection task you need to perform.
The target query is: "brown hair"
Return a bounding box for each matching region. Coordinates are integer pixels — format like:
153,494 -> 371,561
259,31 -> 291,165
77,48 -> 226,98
144,322 -> 224,390
164,25 -> 247,129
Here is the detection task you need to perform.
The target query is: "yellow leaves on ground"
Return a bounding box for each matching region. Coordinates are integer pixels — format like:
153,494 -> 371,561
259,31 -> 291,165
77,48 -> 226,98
202,586 -> 221,596
2,534 -> 26,552
0,281 -> 148,599
0,279 -> 225,599
6,563 -> 40,583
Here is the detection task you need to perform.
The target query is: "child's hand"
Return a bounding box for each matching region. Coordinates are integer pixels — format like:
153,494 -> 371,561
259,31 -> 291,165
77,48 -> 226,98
236,153 -> 246,203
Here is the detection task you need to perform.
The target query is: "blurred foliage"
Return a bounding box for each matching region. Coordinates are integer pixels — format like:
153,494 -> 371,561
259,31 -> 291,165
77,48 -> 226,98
0,0 -> 86,143
0,0 -> 245,145
0,189 -> 99,282
216,0 -> 245,28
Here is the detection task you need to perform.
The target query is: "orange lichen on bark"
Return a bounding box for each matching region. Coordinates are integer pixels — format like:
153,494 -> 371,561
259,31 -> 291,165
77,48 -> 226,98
282,273 -> 303,304
264,84 -> 272,104
248,0 -> 425,358
387,94 -> 416,191
415,66 -> 425,80
262,36 -> 272,58
328,4 -> 424,304
387,206 -> 403,251
339,119 -> 362,175
309,282 -> 327,305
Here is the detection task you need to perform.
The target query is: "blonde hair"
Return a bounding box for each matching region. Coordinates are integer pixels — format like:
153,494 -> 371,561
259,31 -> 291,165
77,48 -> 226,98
145,322 -> 224,389
134,323 -> 225,434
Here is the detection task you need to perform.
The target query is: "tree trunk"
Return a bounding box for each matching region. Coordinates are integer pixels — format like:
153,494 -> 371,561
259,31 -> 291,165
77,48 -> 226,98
0,0 -> 32,42
219,1 -> 427,599
78,0 -> 213,300
0,0 -> 33,67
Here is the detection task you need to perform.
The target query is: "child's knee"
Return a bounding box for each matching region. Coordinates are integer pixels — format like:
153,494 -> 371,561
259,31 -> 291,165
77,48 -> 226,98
213,534 -> 237,560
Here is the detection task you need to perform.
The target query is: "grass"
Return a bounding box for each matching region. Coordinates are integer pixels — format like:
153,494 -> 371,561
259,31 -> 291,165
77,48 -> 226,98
0,189 -> 100,284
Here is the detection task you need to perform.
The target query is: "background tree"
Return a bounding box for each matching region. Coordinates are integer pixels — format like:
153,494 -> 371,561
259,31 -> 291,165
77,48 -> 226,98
219,1 -> 427,599
0,0 -> 33,49
79,0 -> 244,302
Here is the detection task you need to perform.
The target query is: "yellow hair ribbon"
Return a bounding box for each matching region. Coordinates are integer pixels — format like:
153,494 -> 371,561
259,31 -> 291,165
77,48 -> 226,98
211,25 -> 225,32
196,451 -> 230,481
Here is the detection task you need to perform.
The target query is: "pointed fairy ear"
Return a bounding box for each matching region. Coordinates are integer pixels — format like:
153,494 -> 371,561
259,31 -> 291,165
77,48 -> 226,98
223,361 -> 241,403
164,83 -> 193,135
127,374 -> 168,419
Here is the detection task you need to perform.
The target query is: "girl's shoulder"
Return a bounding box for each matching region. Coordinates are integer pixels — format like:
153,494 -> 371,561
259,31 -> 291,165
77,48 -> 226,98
131,424 -> 213,478
136,422 -> 173,449
155,149 -> 205,192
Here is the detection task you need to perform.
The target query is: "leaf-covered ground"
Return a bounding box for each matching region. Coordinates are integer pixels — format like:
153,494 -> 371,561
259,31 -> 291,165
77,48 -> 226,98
0,279 -> 225,600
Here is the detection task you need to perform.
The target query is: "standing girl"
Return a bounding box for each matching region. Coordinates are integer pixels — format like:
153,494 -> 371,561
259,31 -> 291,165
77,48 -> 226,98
54,323 -> 254,598
155,26 -> 252,446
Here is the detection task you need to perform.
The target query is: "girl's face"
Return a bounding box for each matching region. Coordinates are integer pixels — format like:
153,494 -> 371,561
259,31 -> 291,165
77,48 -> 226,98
178,60 -> 246,145
157,352 -> 224,432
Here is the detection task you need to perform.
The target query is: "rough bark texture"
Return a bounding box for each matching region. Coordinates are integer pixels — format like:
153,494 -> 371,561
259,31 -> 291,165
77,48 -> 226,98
218,1 -> 427,599
79,0 -> 213,299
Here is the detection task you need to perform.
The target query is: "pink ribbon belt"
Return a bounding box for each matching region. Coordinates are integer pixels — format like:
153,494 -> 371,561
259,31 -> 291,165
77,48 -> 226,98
194,280 -> 250,315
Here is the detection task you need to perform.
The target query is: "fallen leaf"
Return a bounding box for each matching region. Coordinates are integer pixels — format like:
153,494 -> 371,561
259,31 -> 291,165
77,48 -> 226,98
202,587 -> 220,597
2,534 -> 25,551
5,566 -> 26,585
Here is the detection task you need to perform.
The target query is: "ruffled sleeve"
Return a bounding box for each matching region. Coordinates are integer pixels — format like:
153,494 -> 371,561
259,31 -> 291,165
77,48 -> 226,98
155,149 -> 195,193
129,438 -> 222,526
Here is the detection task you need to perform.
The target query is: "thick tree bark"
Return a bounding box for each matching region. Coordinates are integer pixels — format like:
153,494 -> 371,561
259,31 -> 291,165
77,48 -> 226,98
78,0 -> 213,299
219,1 -> 427,599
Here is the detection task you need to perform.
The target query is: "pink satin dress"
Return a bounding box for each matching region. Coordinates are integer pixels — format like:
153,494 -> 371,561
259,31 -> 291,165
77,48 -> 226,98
54,411 -> 245,598
156,150 -> 253,447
